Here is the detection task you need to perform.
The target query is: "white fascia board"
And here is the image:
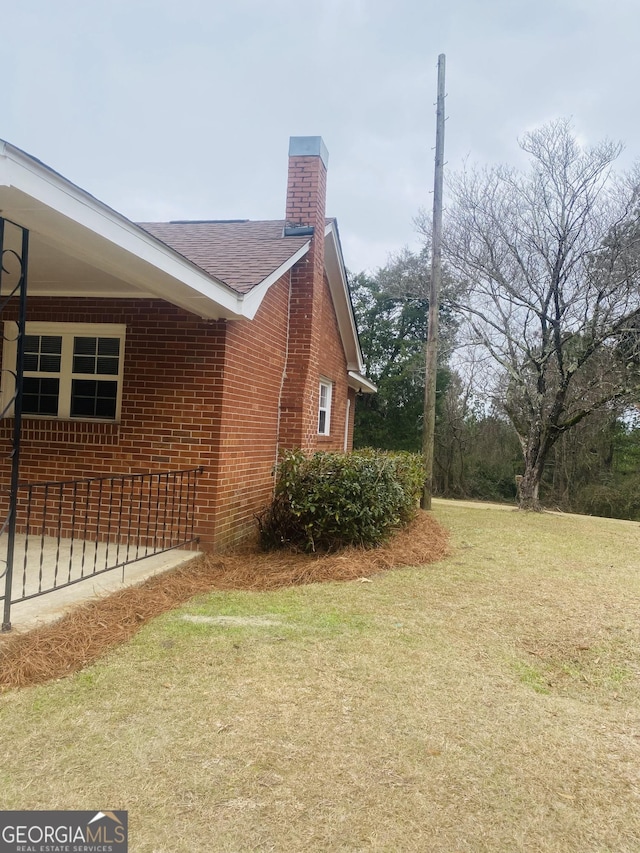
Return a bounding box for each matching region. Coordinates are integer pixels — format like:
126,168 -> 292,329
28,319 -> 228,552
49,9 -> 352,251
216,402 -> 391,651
348,371 -> 377,394
323,220 -> 368,375
0,141 -> 245,320
241,241 -> 310,319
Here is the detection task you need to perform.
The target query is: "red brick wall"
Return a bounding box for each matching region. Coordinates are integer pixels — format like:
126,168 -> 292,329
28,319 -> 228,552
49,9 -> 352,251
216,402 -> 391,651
315,270 -> 352,452
0,298 -> 225,548
204,273 -> 291,548
0,262 -> 302,549
0,257 -> 356,552
280,151 -> 329,449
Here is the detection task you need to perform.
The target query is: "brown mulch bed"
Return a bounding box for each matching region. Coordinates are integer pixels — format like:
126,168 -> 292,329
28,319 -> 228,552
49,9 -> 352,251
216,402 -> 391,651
0,513 -> 449,690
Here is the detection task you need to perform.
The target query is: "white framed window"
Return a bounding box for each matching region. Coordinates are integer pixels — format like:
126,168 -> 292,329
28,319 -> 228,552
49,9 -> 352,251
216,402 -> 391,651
318,378 -> 333,435
2,322 -> 126,422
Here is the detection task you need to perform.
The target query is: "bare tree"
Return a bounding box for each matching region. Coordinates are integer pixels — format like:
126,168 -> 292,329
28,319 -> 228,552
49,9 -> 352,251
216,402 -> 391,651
434,119 -> 640,509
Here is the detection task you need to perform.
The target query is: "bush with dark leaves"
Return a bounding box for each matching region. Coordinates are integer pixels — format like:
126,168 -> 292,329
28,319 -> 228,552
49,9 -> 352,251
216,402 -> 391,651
258,449 -> 424,552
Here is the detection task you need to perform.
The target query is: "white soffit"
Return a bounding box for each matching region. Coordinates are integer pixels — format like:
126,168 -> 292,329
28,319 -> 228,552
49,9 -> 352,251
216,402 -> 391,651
348,371 -> 377,394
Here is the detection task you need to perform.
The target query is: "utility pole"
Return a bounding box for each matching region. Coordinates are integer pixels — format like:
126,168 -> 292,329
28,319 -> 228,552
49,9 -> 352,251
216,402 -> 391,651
421,53 -> 446,510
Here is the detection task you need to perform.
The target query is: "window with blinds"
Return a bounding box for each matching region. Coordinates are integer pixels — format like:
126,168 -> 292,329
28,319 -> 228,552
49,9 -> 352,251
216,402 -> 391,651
3,323 -> 126,421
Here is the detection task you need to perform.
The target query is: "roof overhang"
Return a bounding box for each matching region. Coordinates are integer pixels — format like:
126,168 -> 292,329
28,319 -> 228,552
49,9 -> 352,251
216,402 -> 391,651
324,221 -> 376,393
347,371 -> 377,394
241,239 -> 310,320
0,140 -> 247,320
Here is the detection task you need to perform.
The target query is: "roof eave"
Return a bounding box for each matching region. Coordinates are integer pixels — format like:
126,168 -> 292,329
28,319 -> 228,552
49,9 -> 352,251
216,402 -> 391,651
241,240 -> 311,319
0,140 -> 246,320
348,371 -> 377,394
323,220 -> 370,378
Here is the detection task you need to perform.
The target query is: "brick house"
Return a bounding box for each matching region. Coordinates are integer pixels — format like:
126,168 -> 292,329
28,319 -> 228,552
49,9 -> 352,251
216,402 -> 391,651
0,136 -> 375,557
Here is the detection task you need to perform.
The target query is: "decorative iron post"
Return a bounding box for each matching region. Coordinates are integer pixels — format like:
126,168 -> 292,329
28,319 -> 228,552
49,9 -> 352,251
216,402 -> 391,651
1,218 -> 29,631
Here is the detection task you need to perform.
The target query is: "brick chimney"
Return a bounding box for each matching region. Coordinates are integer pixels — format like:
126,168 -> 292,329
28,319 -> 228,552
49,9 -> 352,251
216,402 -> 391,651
279,136 -> 329,450
285,136 -> 328,232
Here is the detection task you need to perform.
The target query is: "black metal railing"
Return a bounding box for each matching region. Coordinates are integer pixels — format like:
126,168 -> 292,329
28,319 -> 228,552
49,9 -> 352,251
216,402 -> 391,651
0,466 -> 203,625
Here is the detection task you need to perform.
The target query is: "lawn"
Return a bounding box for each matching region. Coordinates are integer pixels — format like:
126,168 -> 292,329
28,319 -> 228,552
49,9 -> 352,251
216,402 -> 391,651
1,500 -> 639,852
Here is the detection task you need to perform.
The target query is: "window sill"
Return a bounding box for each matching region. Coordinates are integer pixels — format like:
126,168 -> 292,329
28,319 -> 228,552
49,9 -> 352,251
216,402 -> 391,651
0,418 -> 120,445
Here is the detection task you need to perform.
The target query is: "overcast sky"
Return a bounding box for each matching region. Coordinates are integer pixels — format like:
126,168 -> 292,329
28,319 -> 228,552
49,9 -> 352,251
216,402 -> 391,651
1,0 -> 638,273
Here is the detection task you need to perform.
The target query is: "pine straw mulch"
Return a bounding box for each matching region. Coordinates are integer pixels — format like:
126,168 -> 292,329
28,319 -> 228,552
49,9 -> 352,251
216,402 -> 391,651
0,512 -> 449,691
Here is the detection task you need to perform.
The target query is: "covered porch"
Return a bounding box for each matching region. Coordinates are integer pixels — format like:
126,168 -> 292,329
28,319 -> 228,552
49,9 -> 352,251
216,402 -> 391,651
0,140 -> 232,631
0,466 -> 203,631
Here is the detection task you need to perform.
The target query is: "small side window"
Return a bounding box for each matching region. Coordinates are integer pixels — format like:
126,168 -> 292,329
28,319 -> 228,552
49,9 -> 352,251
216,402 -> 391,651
318,379 -> 332,435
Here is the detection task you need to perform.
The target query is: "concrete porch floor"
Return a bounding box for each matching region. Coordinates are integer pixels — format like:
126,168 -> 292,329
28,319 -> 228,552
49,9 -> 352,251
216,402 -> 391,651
1,535 -> 200,634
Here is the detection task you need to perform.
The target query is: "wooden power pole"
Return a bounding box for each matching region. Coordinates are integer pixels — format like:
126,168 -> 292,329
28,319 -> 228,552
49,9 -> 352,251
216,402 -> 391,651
421,53 -> 446,510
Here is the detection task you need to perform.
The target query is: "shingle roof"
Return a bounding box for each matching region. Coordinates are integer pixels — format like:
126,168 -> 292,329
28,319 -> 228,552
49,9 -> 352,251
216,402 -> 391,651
137,219 -> 311,294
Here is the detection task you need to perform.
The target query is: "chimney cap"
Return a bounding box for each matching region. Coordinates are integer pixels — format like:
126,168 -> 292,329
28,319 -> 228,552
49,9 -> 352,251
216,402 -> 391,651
288,136 -> 329,168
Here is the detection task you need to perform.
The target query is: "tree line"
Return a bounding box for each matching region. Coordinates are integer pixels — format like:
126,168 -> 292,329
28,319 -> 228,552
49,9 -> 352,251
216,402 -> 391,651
351,120 -> 640,519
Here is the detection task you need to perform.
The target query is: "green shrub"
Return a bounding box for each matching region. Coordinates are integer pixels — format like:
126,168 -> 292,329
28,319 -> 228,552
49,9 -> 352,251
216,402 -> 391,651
258,449 -> 424,552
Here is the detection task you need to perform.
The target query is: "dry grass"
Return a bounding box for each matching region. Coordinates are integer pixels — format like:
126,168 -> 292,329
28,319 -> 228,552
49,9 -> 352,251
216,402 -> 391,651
0,513 -> 449,689
1,501 -> 639,852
